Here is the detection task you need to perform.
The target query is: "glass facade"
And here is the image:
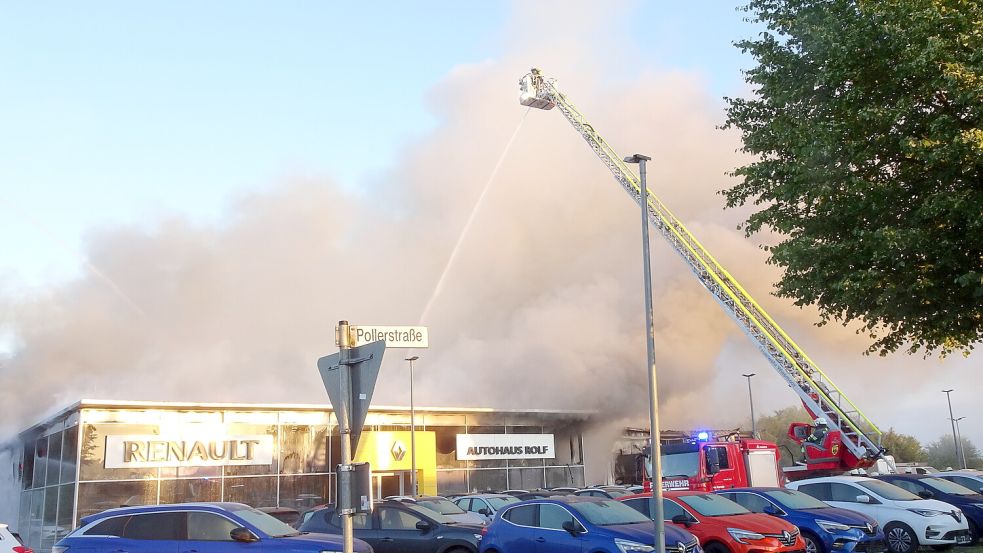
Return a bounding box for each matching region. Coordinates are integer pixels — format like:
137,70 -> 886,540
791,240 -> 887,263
15,403 -> 589,553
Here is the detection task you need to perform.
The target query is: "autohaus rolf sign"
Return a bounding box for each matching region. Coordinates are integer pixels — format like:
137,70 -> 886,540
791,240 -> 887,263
456,434 -> 555,461
104,435 -> 275,468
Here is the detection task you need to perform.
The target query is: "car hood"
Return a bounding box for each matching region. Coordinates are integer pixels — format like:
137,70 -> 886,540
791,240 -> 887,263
906,498 -> 965,513
593,522 -> 696,546
935,493 -> 983,506
281,532 -> 372,552
706,513 -> 797,534
798,507 -> 878,526
446,512 -> 487,525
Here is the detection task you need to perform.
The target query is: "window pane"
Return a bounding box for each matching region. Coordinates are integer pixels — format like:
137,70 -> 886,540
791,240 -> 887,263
77,481 -> 158,519
623,498 -> 651,518
830,483 -> 861,502
507,426 -> 546,468
469,469 -> 507,493
281,425 -> 329,474
730,493 -> 772,513
79,424 -> 158,481
47,432 -> 63,486
41,485 -> 59,552
159,478 -> 220,503
33,438 -> 47,487
188,512 -> 238,541
379,508 -> 422,530
329,511 -> 372,530
124,512 -> 184,540
224,476 -> 276,508
508,468 -> 544,490
22,447 -> 35,489
222,423 -> 278,476
28,489 -> 43,550
434,426 -> 467,469
504,504 -> 536,526
436,470 -> 468,496
539,504 -> 574,530
663,499 -> 690,521
56,483 -> 76,539
61,426 -> 78,484
279,474 -> 332,510
546,466 -> 584,489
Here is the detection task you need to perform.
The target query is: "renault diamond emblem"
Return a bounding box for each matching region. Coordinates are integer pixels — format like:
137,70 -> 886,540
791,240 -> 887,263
782,530 -> 791,542
391,440 -> 407,461
866,523 -> 874,534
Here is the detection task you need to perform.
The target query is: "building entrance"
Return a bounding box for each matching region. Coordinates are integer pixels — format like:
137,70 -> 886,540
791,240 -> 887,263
374,470 -> 418,499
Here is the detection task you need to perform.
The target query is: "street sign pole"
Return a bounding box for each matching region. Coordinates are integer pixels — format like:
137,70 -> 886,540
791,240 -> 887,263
336,320 -> 355,553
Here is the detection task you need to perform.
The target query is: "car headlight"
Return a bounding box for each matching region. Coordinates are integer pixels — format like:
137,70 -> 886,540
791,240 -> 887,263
615,538 -> 657,553
727,528 -> 766,544
907,509 -> 946,517
817,519 -> 851,532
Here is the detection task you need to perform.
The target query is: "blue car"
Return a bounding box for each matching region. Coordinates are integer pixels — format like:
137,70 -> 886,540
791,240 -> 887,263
479,495 -> 701,553
874,474 -> 983,544
53,502 -> 373,553
715,488 -> 884,553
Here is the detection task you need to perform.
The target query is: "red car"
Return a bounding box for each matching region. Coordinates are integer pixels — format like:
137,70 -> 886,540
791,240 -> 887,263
621,491 -> 805,553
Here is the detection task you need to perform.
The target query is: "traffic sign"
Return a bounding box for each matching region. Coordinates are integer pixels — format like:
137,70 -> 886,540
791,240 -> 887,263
352,325 -> 428,348
317,339 -> 386,451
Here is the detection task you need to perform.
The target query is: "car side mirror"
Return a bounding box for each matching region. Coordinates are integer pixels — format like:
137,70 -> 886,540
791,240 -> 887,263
415,520 -> 432,532
478,508 -> 491,516
561,520 -> 581,536
917,490 -> 934,499
230,527 -> 259,543
671,514 -> 693,528
856,495 -> 871,504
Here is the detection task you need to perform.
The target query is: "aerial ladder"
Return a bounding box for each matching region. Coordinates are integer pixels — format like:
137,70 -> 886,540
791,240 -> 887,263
519,68 -> 885,476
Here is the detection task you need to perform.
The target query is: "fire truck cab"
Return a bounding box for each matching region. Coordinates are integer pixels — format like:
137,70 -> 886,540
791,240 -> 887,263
643,436 -> 785,492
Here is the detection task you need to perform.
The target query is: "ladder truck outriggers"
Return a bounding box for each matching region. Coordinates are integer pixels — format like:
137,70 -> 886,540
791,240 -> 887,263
518,68 -> 886,487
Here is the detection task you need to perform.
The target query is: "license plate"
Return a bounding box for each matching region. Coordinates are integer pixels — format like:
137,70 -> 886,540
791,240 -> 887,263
956,535 -> 971,544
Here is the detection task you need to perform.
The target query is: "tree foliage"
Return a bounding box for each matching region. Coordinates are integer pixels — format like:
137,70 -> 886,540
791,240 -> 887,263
724,0 -> 983,356
925,433 -> 982,469
880,428 -> 925,462
754,405 -> 812,466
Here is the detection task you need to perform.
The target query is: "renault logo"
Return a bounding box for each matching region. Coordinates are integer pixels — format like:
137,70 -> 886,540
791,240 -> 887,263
782,530 -> 791,542
391,440 -> 407,461
866,523 -> 874,534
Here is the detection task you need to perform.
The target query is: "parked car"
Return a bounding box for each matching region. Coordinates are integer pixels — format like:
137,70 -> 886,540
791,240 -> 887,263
549,487 -> 580,493
714,487 -> 885,553
388,496 -> 487,525
258,506 -> 302,527
479,495 -> 701,553
454,493 -> 521,524
299,501 -> 482,553
515,490 -> 574,500
935,470 -> 983,494
501,489 -> 530,497
787,476 -> 971,553
0,524 -> 31,553
574,487 -> 631,499
53,502 -> 368,553
620,491 -> 805,553
874,474 -> 983,544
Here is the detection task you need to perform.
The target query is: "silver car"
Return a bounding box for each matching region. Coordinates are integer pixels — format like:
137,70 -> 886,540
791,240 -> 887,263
453,493 -> 521,524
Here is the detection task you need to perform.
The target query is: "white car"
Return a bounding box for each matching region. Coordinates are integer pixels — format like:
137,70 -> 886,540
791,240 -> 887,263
936,471 -> 983,494
787,476 -> 970,553
453,493 -> 521,524
0,524 -> 30,553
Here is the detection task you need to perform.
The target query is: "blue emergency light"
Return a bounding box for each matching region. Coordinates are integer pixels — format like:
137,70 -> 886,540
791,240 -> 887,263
697,431 -> 710,441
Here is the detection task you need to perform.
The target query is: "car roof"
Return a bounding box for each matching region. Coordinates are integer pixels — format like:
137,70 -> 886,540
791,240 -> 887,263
791,475 -> 874,483
80,502 -> 249,523
876,474 -> 930,480
457,493 -> 514,499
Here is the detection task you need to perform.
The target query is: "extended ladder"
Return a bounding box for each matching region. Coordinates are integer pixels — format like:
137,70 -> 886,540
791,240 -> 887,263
519,69 -> 883,466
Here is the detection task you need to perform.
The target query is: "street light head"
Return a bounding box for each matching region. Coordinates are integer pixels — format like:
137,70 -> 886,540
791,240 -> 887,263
623,154 -> 652,163
742,373 -> 756,378
405,355 -> 419,362
943,389 -> 954,393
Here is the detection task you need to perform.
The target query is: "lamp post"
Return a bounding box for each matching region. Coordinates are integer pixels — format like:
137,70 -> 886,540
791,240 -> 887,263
953,417 -> 967,469
742,373 -> 757,438
406,355 -> 420,495
624,153 -> 664,553
943,389 -> 960,468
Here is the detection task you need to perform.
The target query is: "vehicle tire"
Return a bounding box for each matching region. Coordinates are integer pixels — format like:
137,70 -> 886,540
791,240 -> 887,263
704,542 -> 732,553
884,523 -> 917,553
802,531 -> 825,553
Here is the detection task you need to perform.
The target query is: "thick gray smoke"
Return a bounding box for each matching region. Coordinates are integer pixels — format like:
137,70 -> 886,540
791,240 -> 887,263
1,1 -> 977,447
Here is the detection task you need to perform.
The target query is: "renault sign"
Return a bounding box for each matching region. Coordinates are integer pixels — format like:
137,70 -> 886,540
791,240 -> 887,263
352,326 -> 429,348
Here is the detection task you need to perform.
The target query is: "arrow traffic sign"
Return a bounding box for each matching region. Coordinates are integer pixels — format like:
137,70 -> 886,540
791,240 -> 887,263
317,339 -> 386,452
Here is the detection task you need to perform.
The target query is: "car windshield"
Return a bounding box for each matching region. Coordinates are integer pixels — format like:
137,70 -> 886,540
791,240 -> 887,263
922,477 -> 979,496
487,496 -> 520,510
229,506 -> 302,537
858,480 -> 920,501
764,489 -> 830,509
661,452 -> 700,478
417,499 -> 467,515
679,494 -> 751,516
569,499 -> 652,526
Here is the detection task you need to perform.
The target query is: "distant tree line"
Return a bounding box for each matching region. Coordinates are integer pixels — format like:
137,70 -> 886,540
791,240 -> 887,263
752,407 -> 981,470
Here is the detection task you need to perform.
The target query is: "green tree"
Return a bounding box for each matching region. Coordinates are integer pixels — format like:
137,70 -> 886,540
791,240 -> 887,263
880,428 -> 925,462
754,405 -> 812,466
925,433 -> 982,470
724,0 -> 983,356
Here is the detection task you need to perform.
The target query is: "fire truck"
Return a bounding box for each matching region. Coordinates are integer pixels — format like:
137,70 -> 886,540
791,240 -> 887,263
518,69 -> 886,487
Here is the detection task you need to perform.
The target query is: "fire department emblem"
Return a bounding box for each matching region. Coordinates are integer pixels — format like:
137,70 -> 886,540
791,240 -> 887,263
830,443 -> 839,456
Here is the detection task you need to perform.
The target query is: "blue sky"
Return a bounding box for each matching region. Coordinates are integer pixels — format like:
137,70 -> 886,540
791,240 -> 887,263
0,1 -> 755,286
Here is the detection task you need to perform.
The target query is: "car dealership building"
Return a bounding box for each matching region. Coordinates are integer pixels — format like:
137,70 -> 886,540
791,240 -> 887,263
2,399 -> 592,553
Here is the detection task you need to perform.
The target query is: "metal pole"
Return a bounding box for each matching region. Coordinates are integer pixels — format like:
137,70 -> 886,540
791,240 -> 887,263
943,390 -> 959,469
406,355 -> 419,495
337,321 -> 354,553
954,417 -> 967,469
626,153 -> 664,553
743,373 -> 756,438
